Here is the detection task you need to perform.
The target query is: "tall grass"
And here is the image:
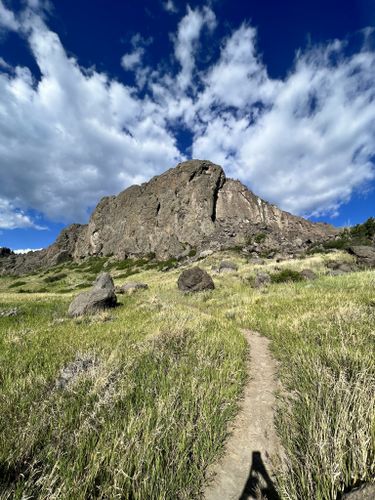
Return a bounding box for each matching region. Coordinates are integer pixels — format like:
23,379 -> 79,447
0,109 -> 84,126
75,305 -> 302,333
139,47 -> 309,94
0,251 -> 374,499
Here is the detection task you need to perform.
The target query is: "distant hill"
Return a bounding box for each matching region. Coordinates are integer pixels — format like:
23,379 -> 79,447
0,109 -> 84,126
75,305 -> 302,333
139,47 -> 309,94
0,159 -> 337,275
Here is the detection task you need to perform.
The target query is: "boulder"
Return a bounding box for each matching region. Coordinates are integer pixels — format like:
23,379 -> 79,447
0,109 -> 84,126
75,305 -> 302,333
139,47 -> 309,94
177,267 -> 215,292
68,272 -> 117,317
249,258 -> 265,265
219,260 -> 238,273
300,269 -> 317,280
253,272 -> 271,288
348,246 -> 375,267
326,261 -> 356,274
118,282 -> 149,294
93,272 -> 115,290
199,249 -> 214,258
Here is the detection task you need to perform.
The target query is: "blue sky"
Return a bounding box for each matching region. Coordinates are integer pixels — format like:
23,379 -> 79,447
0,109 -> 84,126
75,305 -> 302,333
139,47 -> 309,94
0,0 -> 374,251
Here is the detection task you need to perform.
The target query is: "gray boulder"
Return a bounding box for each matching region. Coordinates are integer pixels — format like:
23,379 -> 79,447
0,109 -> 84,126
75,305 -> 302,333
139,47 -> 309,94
249,258 -> 265,265
300,269 -> 317,280
68,272 -> 117,317
253,272 -> 271,288
93,272 -> 115,290
348,246 -> 375,267
118,282 -> 149,294
327,261 -> 356,274
219,260 -> 238,273
177,267 -> 215,292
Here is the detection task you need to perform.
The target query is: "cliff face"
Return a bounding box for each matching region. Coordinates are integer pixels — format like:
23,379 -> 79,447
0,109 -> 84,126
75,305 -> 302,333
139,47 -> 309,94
0,160 -> 337,274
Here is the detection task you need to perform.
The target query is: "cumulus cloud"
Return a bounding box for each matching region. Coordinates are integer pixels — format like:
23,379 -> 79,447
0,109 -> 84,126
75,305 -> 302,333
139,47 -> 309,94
192,33 -> 375,215
0,199 -> 46,229
0,3 -> 374,230
0,0 -> 19,31
174,6 -> 216,90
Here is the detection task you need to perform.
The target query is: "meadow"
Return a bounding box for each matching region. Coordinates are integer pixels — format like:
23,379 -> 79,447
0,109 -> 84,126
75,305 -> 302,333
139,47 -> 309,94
0,251 -> 374,499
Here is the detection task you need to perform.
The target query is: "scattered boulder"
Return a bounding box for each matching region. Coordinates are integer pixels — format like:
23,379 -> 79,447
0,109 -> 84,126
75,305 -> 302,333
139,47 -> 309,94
300,269 -> 317,280
118,282 -> 149,294
219,260 -> 238,273
177,267 -> 215,292
68,272 -> 117,317
348,245 -> 375,267
253,272 -> 271,288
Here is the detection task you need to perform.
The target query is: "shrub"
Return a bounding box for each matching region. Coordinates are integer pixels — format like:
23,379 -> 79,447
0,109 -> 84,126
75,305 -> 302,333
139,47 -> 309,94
8,281 -> 27,289
44,273 -> 67,283
271,269 -> 303,283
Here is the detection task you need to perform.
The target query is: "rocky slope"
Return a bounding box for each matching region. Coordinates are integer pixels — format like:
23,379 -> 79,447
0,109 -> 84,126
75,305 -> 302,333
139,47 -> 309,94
0,160 -> 337,275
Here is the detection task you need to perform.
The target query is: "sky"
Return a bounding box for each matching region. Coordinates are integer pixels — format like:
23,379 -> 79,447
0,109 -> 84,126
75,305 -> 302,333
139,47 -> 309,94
0,0 -> 374,251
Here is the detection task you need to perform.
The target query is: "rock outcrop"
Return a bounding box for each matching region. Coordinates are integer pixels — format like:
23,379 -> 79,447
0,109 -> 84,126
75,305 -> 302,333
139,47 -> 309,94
1,160 -> 338,275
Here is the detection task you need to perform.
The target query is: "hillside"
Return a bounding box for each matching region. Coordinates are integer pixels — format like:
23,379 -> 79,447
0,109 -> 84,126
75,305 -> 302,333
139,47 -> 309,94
0,160 -> 337,275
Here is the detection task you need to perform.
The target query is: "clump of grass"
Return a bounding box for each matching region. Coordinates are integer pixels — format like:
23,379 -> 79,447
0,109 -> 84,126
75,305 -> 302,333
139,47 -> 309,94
8,281 -> 27,289
271,268 -> 303,283
44,272 -> 67,283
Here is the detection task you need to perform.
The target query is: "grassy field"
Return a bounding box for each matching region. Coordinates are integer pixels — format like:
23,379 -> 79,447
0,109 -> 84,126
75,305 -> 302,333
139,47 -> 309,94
0,251 -> 374,499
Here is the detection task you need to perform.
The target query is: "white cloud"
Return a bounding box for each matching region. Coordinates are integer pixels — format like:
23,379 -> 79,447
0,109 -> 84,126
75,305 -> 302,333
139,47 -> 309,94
121,48 -> 144,70
14,248 -> 43,253
163,0 -> 177,14
0,199 -> 46,230
0,0 -> 19,31
0,5 -> 374,230
174,6 -> 216,90
192,33 -> 375,215
0,11 -> 182,225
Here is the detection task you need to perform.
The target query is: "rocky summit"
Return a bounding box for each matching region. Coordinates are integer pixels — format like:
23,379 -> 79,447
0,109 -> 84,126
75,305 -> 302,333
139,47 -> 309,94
0,160 -> 337,275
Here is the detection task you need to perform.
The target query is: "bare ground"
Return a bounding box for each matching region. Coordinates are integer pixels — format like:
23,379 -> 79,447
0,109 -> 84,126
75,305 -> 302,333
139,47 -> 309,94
203,329 -> 281,500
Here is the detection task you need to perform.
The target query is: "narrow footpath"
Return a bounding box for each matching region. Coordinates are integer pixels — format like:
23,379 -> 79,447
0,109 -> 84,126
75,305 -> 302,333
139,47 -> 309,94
204,329 -> 281,500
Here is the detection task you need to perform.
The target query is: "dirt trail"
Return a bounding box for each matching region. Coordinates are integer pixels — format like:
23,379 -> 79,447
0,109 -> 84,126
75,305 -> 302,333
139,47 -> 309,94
203,329 -> 281,500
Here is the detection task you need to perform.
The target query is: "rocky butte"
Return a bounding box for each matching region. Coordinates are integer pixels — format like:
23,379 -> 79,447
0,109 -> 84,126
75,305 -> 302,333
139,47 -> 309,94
0,160 -> 337,275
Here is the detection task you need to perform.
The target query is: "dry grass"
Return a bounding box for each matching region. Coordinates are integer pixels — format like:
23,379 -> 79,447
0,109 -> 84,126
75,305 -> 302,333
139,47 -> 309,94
0,250 -> 374,499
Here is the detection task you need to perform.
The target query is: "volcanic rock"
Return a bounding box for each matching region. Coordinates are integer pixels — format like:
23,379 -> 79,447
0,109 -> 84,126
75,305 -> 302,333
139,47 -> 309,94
177,267 -> 215,292
348,246 -> 375,267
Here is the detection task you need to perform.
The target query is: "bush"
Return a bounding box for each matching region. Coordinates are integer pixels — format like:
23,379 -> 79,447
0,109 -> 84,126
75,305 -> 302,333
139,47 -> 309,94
8,281 -> 27,289
44,273 -> 67,283
271,269 -> 303,283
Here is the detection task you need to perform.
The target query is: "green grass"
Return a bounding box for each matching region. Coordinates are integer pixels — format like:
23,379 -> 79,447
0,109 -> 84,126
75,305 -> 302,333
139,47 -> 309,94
0,250 -> 373,499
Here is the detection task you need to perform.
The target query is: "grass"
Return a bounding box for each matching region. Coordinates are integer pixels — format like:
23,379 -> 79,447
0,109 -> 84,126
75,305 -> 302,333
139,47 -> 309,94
0,250 -> 373,499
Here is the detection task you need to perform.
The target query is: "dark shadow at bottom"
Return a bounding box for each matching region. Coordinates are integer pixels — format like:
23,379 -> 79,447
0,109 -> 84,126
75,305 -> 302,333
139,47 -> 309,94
239,451 -> 280,500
